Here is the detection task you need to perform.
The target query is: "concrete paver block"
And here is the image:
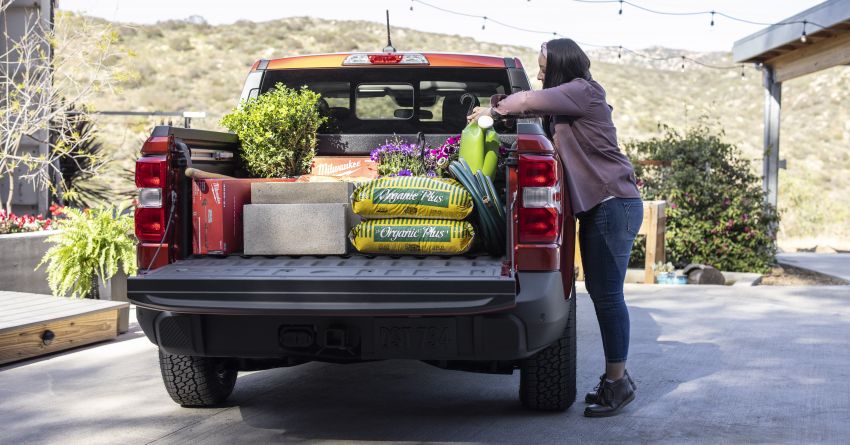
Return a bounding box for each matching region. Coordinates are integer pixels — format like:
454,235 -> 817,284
251,182 -> 354,204
243,203 -> 356,255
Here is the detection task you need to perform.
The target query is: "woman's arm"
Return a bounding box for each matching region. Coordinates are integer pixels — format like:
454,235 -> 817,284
495,80 -> 592,117
467,79 -> 593,122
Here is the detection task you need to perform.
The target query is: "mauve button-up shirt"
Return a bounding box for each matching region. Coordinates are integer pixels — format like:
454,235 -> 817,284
493,78 -> 640,215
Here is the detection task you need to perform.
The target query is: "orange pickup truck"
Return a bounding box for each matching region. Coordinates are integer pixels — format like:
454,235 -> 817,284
128,51 -> 577,411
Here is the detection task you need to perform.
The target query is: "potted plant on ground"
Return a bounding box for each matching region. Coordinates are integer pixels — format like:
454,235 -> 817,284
37,204 -> 136,299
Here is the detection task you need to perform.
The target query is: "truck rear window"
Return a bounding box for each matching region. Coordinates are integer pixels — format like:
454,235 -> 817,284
260,68 -> 512,134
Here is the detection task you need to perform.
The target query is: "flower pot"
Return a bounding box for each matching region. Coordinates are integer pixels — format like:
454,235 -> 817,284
95,266 -> 130,333
0,230 -> 59,294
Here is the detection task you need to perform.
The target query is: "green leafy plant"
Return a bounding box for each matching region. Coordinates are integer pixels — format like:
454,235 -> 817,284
625,124 -> 779,273
37,204 -> 137,298
220,84 -> 326,178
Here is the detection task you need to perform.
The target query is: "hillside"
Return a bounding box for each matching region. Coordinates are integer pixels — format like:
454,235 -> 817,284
59,14 -> 850,244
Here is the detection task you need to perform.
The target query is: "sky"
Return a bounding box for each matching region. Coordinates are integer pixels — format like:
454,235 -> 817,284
59,0 -> 825,52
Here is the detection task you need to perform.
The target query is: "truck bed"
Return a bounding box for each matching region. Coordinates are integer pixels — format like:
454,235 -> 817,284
128,255 -> 516,316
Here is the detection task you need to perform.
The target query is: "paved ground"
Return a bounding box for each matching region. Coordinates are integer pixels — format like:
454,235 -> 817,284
2,284 -> 849,445
777,253 -> 850,282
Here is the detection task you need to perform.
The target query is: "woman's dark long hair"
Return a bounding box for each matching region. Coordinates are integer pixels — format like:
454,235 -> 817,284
543,38 -> 591,89
542,38 -> 591,135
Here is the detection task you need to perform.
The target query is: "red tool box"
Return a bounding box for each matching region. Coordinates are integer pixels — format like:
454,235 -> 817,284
192,178 -> 292,255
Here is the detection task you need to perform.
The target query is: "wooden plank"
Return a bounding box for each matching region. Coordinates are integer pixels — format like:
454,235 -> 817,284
0,292 -> 127,332
768,31 -> 850,82
0,304 -> 126,333
0,295 -> 123,321
1,297 -> 82,314
0,309 -> 119,365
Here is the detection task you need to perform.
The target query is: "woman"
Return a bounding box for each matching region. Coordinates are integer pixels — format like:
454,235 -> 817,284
468,38 -> 643,418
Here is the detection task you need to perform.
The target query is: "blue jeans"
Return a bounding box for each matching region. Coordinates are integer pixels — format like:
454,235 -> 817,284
578,197 -> 643,363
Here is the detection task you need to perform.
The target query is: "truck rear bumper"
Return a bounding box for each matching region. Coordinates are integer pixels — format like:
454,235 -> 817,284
134,270 -> 570,361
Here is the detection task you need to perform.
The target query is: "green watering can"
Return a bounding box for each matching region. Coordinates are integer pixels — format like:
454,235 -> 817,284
459,115 -> 500,179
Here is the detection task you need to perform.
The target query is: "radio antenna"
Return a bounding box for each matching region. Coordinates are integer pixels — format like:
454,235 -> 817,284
383,10 -> 396,53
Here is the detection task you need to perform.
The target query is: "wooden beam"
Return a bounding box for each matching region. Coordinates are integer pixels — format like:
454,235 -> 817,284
768,31 -> 850,82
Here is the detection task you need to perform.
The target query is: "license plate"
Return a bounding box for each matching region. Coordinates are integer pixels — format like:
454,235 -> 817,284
374,318 -> 457,358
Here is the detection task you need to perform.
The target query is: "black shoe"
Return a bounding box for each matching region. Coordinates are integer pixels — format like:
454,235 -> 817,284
584,374 -> 636,418
585,370 -> 636,404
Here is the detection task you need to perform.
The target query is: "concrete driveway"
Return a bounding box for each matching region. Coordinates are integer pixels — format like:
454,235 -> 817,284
2,284 -> 849,445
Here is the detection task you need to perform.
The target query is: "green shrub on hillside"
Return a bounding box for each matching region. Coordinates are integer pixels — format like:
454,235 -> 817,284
220,84 -> 326,178
626,125 -> 779,273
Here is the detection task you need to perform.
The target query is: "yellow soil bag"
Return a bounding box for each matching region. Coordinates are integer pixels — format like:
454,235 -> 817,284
350,176 -> 473,220
349,219 -> 475,255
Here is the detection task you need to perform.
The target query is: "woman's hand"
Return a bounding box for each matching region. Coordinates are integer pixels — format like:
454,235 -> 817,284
466,106 -> 492,123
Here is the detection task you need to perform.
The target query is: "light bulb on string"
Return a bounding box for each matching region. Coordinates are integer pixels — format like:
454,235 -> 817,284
618,0 -> 623,15
618,45 -> 622,60
740,65 -> 745,80
410,0 -> 413,11
681,56 -> 686,73
800,20 -> 808,43
710,11 -> 715,27
482,16 -> 487,30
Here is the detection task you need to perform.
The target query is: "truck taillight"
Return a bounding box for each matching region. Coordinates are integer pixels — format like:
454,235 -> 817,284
136,156 -> 167,188
518,154 -> 561,244
135,155 -> 168,242
135,207 -> 166,242
141,136 -> 170,155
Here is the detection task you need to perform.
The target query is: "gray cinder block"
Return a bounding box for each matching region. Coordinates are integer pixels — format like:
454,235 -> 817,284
251,182 -> 354,204
243,203 -> 357,255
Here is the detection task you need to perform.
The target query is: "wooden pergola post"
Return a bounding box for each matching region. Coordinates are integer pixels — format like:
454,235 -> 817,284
732,0 -> 850,220
762,66 -> 781,209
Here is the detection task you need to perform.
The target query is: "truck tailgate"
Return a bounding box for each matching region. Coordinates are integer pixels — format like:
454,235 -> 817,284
128,256 -> 516,316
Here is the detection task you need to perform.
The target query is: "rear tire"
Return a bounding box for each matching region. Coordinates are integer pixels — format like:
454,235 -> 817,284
519,286 -> 577,411
158,349 -> 237,407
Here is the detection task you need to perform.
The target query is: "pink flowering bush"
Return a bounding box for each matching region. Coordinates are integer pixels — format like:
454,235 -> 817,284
0,204 -> 65,235
625,125 -> 778,273
423,135 -> 461,178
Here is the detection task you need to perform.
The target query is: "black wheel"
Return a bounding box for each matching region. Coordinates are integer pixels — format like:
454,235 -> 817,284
519,285 -> 577,411
158,349 -> 238,407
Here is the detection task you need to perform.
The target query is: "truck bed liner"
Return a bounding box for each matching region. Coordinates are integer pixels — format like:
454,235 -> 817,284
128,255 -> 516,316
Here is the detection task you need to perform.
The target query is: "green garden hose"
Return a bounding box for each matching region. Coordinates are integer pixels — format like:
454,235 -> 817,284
449,159 -> 506,255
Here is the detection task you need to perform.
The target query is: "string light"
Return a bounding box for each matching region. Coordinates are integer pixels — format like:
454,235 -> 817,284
408,0 -> 748,71
800,20 -> 808,43
410,0 -> 414,11
571,0 -> 826,30
710,11 -> 715,27
740,64 -> 745,79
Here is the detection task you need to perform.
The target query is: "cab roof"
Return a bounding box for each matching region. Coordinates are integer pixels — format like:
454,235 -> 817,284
251,52 -> 523,70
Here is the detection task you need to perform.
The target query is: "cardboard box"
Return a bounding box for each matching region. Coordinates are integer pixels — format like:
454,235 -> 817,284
243,203 -> 355,255
192,178 -> 292,255
251,181 -> 354,204
309,156 -> 378,179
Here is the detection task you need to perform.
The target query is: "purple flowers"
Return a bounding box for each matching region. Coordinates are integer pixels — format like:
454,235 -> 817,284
369,134 -> 467,178
370,136 -> 427,177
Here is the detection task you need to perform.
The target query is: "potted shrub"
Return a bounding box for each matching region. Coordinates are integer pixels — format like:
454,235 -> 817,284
220,84 -> 326,178
37,204 -> 136,299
